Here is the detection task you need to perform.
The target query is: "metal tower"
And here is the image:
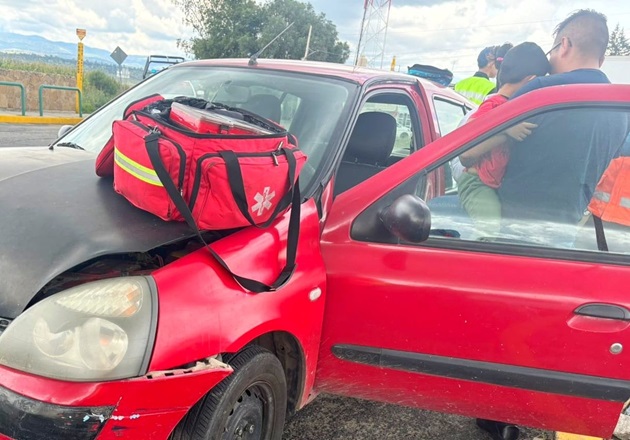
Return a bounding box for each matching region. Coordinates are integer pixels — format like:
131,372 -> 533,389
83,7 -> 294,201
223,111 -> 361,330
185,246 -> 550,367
355,0 -> 392,69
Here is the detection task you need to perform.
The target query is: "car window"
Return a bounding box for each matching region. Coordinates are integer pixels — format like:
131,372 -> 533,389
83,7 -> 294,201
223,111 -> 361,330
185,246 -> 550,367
433,98 -> 467,136
426,106 -> 630,254
359,94 -> 422,159
334,92 -> 423,195
433,98 -> 468,193
53,66 -> 358,193
357,105 -> 630,260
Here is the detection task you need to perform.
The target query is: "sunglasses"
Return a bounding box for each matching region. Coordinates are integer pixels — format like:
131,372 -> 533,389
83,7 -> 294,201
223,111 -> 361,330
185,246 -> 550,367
545,42 -> 561,57
546,37 -> 572,57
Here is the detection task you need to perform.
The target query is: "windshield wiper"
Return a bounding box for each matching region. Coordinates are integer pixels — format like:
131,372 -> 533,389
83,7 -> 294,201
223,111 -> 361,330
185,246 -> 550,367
50,142 -> 85,151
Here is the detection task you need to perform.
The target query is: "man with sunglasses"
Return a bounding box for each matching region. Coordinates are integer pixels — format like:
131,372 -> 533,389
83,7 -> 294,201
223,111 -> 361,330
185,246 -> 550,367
479,12 -> 627,439
497,8 -> 627,230
511,8 -> 611,98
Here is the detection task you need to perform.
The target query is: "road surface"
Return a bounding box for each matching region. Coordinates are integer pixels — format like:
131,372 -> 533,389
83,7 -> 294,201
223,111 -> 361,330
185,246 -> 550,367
2,122 -> 549,440
0,123 -> 65,147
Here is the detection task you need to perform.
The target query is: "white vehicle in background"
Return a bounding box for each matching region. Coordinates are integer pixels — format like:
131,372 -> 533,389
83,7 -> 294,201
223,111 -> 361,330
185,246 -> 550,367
602,56 -> 630,84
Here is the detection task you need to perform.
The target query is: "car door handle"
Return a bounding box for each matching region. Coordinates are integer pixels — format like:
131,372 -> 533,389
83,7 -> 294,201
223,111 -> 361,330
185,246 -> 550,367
568,303 -> 630,333
574,303 -> 630,321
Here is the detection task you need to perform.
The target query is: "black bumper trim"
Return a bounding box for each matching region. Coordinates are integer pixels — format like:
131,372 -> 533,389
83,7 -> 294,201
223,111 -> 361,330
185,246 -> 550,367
0,384 -> 114,440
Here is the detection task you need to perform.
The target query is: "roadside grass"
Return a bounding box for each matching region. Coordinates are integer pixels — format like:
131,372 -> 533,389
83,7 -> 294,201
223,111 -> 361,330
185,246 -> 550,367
0,58 -> 75,76
0,59 -> 131,113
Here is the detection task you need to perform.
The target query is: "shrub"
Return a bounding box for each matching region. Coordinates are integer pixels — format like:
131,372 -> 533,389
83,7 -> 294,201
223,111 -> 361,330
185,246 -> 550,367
83,71 -> 124,113
85,71 -> 120,96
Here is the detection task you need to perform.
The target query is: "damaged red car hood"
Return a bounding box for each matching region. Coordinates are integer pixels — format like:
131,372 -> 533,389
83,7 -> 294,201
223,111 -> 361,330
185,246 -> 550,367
0,147 -> 194,319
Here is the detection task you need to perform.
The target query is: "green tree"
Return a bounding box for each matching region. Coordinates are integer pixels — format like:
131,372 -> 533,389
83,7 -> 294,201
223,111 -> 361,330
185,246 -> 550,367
174,0 -> 350,64
607,23 -> 630,56
175,0 -> 263,59
259,0 -> 350,63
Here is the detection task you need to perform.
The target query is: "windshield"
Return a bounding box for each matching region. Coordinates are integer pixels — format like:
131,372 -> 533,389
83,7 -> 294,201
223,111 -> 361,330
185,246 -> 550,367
56,65 -> 358,189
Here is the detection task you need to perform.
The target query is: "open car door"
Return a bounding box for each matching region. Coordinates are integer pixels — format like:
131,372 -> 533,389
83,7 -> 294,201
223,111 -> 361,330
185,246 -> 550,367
316,84 -> 630,438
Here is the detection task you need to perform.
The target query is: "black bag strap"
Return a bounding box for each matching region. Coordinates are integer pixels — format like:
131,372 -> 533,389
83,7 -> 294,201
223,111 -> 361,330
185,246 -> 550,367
593,214 -> 609,252
145,132 -> 300,292
218,147 -> 297,229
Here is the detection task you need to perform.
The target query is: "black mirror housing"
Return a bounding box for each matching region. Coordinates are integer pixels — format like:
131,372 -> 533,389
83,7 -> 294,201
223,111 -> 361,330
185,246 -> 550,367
379,194 -> 431,243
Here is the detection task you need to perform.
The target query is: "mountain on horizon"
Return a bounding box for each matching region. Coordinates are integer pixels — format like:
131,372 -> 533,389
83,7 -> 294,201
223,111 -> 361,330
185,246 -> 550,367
0,31 -> 184,68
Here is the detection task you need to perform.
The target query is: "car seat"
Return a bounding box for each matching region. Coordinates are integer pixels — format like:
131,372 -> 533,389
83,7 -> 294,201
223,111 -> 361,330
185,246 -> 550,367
243,94 -> 282,123
334,112 -> 396,195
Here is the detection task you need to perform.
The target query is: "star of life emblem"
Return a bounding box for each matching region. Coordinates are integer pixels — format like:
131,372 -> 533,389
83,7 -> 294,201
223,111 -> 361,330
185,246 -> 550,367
252,187 -> 275,216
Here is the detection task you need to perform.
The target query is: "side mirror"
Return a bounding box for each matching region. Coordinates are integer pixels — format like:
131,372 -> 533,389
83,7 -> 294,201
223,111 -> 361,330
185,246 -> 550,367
57,125 -> 74,139
379,194 -> 431,243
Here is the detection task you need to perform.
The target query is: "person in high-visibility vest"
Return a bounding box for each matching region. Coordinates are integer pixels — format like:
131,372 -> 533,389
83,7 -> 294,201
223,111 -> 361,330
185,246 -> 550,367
454,46 -> 499,105
589,135 -> 630,227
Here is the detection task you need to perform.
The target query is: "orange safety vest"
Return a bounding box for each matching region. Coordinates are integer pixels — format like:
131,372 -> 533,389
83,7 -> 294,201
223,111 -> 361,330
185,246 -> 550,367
588,156 -> 630,226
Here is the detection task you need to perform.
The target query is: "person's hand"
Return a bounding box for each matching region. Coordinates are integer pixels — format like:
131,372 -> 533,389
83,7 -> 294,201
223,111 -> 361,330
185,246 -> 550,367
504,122 -> 537,141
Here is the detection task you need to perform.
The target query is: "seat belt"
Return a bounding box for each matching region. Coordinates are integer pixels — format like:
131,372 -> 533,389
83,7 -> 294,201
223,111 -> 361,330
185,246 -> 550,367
593,215 -> 609,252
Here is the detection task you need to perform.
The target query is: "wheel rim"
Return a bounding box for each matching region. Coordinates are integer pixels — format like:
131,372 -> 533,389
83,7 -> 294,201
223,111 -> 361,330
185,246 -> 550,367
223,382 -> 275,440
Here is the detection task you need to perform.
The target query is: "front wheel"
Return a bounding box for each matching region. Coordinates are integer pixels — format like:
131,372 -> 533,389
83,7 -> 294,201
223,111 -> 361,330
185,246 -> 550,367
171,346 -> 287,440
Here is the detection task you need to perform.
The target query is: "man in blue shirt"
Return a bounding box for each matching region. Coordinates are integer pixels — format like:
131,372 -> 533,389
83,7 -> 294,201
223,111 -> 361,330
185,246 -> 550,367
498,9 -> 628,229
480,11 -> 628,436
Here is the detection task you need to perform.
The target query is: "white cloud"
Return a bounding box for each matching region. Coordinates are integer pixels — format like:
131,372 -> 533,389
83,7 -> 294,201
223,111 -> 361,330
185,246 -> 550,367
0,0 -> 629,74
313,0 -> 630,79
0,0 -> 190,56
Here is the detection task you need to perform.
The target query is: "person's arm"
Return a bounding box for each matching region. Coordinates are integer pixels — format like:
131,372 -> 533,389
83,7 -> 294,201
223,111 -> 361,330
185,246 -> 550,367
459,122 -> 538,167
460,134 -> 508,167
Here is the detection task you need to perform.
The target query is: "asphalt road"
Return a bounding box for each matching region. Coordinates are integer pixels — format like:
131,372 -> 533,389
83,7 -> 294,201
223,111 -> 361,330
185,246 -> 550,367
0,123 -> 64,147
2,122 -> 550,440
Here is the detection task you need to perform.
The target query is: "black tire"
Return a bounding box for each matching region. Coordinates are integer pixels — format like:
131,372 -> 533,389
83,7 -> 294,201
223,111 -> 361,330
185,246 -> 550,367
171,346 -> 287,440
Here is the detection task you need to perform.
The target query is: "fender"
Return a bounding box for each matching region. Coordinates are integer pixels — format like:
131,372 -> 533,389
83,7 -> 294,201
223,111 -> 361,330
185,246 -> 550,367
149,199 -> 327,405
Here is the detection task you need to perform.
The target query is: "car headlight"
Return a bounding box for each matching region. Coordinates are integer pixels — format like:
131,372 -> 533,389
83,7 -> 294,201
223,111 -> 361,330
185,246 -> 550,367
0,277 -> 157,382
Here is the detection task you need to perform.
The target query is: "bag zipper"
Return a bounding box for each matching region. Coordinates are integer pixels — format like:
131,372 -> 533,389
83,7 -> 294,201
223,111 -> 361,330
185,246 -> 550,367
133,110 -> 288,140
188,147 -> 289,211
123,93 -> 162,118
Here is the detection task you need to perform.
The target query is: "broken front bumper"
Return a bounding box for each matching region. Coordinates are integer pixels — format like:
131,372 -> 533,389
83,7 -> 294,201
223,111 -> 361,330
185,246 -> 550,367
0,385 -> 113,440
0,361 -> 232,440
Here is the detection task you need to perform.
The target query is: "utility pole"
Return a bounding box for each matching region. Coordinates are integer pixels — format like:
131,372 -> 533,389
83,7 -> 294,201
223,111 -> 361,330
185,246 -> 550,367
303,25 -> 313,60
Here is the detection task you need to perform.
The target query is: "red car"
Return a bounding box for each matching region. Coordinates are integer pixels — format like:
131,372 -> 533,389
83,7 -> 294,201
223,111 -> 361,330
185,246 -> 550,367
0,59 -> 629,440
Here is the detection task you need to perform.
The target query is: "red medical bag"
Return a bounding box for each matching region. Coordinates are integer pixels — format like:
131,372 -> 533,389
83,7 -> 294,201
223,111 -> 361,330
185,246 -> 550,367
107,97 -> 307,292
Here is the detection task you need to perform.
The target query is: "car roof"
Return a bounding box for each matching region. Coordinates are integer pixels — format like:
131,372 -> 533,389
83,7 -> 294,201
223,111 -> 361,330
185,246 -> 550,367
174,58 -> 467,103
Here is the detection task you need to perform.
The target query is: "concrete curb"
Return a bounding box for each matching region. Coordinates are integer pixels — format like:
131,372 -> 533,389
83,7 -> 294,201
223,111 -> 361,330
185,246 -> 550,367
0,115 -> 83,125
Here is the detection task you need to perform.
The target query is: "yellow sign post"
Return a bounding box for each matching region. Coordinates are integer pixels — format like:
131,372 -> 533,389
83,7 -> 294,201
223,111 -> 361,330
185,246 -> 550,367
75,29 -> 86,114
390,55 -> 396,71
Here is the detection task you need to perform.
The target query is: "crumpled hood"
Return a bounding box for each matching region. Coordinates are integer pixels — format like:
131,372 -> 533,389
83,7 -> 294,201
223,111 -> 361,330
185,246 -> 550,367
0,147 -> 194,319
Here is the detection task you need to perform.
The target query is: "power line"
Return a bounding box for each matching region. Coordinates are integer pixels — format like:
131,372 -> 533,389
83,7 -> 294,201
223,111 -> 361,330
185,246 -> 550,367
337,11 -> 630,37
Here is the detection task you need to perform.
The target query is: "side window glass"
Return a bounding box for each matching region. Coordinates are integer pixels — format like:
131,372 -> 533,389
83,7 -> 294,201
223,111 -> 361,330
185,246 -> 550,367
433,98 -> 468,194
424,107 -> 630,254
434,98 -> 466,136
334,93 -> 422,195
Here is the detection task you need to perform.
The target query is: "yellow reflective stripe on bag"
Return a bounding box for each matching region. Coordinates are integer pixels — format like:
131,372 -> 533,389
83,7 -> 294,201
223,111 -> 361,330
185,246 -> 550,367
114,147 -> 163,187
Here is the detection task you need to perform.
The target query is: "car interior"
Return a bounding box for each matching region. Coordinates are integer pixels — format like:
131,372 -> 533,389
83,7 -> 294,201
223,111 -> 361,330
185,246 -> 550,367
333,111 -> 397,195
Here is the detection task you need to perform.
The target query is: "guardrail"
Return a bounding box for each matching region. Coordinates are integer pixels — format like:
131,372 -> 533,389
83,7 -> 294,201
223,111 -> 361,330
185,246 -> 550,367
0,81 -> 26,116
39,85 -> 82,117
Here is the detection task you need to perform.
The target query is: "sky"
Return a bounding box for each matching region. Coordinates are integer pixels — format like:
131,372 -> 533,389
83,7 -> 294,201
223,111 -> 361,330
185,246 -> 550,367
0,0 -> 628,80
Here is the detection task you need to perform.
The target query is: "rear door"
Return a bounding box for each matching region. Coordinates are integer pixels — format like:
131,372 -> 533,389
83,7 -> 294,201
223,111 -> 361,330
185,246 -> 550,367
316,86 -> 630,438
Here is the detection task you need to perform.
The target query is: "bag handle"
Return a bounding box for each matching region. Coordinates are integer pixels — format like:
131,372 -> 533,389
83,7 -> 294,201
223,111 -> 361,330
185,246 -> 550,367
145,132 -> 300,292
